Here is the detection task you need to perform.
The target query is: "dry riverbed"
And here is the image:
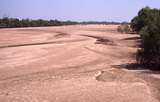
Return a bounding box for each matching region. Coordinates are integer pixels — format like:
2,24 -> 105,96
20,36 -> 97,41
0,25 -> 160,102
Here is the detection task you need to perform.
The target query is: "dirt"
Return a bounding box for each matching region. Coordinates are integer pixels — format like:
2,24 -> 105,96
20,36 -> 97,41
0,25 -> 160,102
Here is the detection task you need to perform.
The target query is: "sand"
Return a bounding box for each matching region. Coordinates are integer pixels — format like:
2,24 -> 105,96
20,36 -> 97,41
0,25 -> 159,102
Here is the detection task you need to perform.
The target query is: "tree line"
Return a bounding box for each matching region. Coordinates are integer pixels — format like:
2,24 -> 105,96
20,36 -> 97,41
0,17 -> 123,28
131,7 -> 160,70
0,17 -> 78,28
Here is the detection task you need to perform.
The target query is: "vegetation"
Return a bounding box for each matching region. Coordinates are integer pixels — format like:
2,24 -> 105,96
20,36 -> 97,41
0,17 -> 123,28
117,23 -> 131,33
0,18 -> 78,28
131,7 -> 160,69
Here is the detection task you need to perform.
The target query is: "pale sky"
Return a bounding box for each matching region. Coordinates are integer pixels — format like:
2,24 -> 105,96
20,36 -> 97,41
0,0 -> 160,22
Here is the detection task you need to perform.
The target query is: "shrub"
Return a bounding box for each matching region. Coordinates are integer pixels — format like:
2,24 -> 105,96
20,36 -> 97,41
117,24 -> 131,33
135,7 -> 160,69
131,7 -> 152,32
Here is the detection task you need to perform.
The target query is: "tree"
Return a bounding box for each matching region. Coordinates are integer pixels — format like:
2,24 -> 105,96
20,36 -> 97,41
134,7 -> 160,69
131,7 -> 153,32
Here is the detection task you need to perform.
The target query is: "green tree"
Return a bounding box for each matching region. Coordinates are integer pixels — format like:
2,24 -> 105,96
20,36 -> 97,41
134,7 -> 160,69
131,7 -> 153,32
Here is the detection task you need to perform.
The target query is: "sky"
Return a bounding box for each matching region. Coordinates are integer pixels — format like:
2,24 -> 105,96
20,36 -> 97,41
0,0 -> 160,22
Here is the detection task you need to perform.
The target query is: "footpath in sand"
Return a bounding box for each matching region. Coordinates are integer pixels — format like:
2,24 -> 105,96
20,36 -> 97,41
0,25 -> 160,102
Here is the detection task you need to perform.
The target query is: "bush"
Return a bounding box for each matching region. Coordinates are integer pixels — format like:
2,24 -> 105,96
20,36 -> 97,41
131,7 -> 152,32
117,24 -> 131,33
137,26 -> 160,68
134,7 -> 160,69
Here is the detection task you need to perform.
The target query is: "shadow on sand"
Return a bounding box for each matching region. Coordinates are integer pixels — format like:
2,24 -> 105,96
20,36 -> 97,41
80,34 -> 116,46
111,63 -> 160,74
122,36 -> 140,41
